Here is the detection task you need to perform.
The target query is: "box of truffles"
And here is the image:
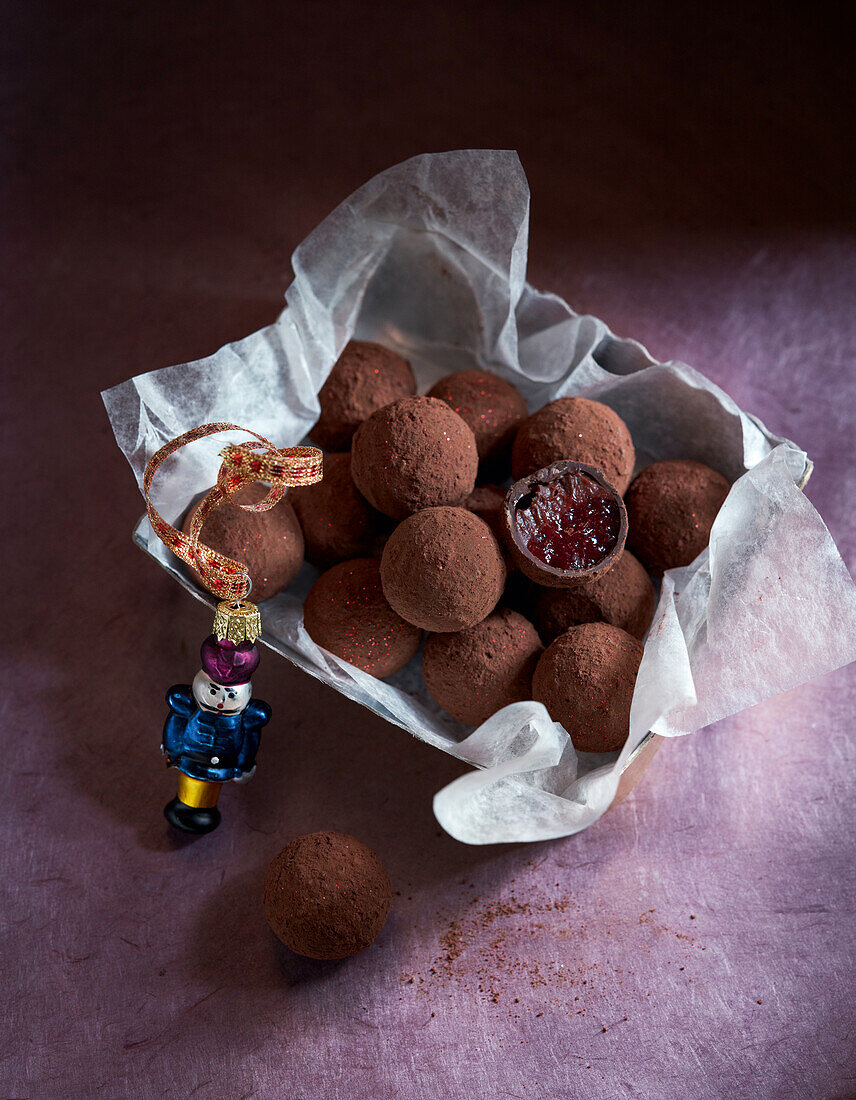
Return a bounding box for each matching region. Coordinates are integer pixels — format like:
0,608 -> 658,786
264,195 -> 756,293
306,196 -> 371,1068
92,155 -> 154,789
103,150 -> 856,845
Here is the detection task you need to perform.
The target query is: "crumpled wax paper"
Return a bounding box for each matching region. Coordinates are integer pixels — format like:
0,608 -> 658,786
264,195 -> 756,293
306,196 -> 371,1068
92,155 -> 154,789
102,149 -> 856,845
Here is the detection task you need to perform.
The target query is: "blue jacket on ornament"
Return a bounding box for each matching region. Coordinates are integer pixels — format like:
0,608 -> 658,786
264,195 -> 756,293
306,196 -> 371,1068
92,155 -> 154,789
162,685 -> 271,783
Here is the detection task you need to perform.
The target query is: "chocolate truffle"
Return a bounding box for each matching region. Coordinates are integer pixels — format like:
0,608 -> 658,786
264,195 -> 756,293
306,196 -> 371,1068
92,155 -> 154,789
311,340 -> 416,451
289,452 -> 387,568
351,396 -> 479,520
181,482 -> 304,602
264,832 -> 392,960
428,369 -> 528,465
380,506 -> 506,632
511,396 -> 635,494
626,459 -> 731,574
422,609 -> 543,726
502,461 -> 628,588
534,550 -> 656,643
532,622 -> 643,753
303,558 -> 421,677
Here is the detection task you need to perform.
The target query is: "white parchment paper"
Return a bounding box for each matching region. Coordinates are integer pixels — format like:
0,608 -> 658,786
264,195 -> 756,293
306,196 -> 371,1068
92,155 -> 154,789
102,150 -> 856,845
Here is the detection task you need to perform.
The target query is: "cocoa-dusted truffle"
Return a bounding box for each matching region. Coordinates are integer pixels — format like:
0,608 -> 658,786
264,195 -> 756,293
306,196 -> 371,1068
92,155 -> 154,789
502,461 -> 627,588
351,396 -> 478,520
303,558 -> 421,678
511,396 -> 635,494
311,341 -> 416,451
422,609 -> 543,726
289,452 -> 387,568
264,832 -> 392,960
626,459 -> 731,574
532,622 -> 643,753
181,483 -> 304,602
534,549 -> 656,643
428,369 -> 528,465
380,506 -> 506,632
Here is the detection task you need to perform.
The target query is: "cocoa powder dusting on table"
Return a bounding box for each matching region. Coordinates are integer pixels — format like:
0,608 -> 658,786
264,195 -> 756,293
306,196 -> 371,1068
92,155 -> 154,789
399,874 -> 707,1021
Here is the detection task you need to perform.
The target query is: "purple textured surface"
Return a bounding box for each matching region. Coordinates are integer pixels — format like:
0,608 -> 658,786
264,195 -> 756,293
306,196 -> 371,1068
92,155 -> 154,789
3,4 -> 855,1098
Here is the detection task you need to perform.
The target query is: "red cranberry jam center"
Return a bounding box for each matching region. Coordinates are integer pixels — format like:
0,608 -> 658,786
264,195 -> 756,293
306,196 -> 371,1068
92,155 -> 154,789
514,470 -> 621,571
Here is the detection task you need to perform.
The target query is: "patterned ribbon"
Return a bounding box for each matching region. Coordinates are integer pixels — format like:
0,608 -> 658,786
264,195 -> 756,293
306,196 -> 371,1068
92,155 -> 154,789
144,422 -> 323,600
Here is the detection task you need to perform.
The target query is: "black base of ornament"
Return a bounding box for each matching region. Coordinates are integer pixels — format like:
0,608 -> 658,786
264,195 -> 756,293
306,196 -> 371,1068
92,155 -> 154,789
164,797 -> 222,834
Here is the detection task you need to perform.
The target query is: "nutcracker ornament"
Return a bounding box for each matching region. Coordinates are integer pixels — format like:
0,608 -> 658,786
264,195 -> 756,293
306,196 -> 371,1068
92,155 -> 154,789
143,422 -> 323,834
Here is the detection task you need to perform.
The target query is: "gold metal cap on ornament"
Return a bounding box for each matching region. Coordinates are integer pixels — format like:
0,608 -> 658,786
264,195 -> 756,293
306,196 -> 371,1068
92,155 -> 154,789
213,597 -> 262,643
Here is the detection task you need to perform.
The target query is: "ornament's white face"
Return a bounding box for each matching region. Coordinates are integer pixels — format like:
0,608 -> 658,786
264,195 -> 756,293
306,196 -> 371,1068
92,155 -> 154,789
192,670 -> 251,714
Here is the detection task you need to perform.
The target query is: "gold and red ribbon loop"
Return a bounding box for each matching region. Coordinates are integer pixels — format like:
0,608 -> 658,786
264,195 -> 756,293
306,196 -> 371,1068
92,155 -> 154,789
143,422 -> 323,601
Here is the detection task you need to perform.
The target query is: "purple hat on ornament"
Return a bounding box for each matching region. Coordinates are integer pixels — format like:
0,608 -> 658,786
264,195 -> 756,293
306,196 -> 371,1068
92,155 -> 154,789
201,634 -> 260,685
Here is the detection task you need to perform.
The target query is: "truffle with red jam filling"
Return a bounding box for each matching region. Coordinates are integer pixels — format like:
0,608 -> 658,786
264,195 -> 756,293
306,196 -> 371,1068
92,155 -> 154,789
351,396 -> 478,520
303,558 -> 421,677
181,482 -> 304,602
264,832 -> 392,959
502,460 -> 627,588
626,459 -> 731,574
311,341 -> 416,451
533,549 -> 656,642
422,609 -> 543,726
532,622 -> 643,753
511,396 -> 635,494
380,506 -> 506,632
428,369 -> 528,466
289,452 -> 388,568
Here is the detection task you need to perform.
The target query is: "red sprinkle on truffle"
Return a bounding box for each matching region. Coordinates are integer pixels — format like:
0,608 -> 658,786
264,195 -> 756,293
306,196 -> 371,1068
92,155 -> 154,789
428,369 -> 528,465
311,341 -> 416,451
303,557 -> 421,677
289,452 -> 388,568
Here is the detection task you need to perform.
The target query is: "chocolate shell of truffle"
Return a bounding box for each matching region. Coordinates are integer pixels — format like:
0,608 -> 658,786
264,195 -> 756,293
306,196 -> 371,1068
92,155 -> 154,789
380,506 -> 506,632
534,549 -> 656,643
351,396 -> 479,520
626,459 -> 731,574
428,369 -> 528,465
422,608 -> 543,726
311,341 -> 416,451
289,452 -> 388,568
181,483 -> 304,602
502,461 -> 627,588
532,622 -> 643,754
511,396 -> 635,494
264,832 -> 392,960
303,558 -> 421,678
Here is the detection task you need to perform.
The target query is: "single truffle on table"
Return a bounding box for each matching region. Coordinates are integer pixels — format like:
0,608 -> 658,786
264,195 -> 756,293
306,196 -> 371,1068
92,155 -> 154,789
181,483 -> 304,602
533,549 -> 656,643
428,369 -> 528,465
532,622 -> 644,754
502,460 -> 627,588
380,506 -> 506,632
311,341 -> 416,451
511,396 -> 636,494
289,452 -> 388,568
303,558 -> 421,678
422,608 -> 543,726
264,832 -> 392,960
351,396 -> 479,520
626,459 -> 731,574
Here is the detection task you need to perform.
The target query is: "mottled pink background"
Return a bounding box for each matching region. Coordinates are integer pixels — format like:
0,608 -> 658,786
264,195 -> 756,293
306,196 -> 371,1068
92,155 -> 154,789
3,3 -> 855,1098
